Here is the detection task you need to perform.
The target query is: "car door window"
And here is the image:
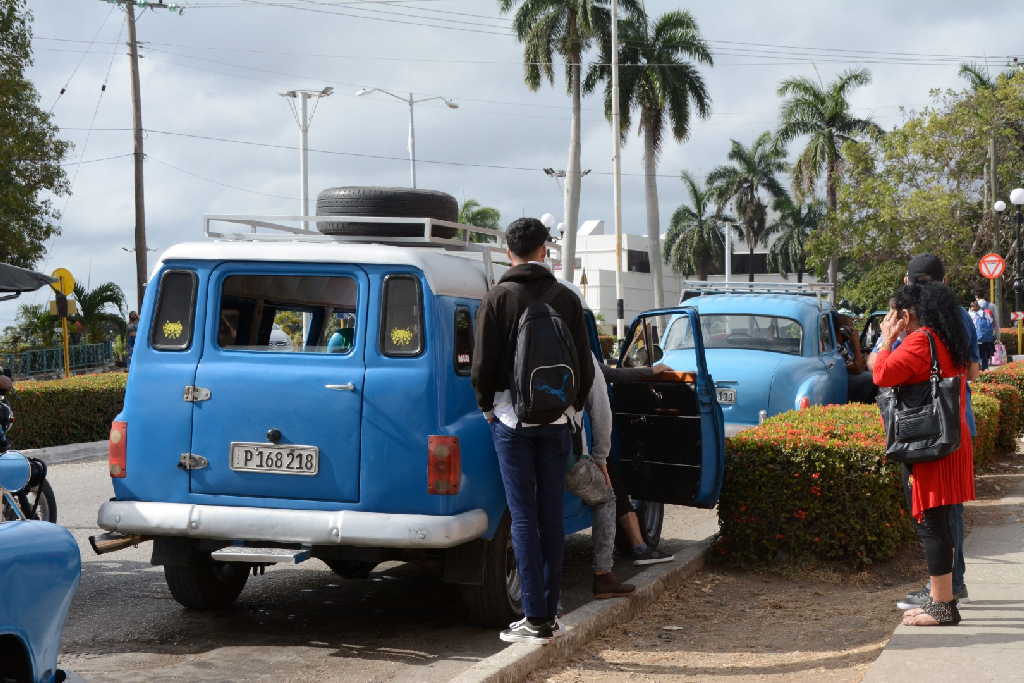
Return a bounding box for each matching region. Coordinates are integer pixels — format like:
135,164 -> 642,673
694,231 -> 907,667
380,275 -> 424,357
819,315 -> 835,353
151,270 -> 198,351
454,306 -> 473,375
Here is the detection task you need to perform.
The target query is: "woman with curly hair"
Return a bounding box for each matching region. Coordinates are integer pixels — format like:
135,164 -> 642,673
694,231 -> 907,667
873,282 -> 975,626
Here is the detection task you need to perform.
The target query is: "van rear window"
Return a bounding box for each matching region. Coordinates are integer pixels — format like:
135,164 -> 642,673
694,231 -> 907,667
151,270 -> 197,351
381,275 -> 423,357
218,275 -> 358,353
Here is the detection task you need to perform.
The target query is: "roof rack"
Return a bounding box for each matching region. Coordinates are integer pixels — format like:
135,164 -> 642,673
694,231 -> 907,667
679,280 -> 836,307
202,214 -> 562,289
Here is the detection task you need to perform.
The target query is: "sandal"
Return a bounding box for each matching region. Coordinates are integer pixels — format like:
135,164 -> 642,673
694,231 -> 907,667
903,599 -> 961,626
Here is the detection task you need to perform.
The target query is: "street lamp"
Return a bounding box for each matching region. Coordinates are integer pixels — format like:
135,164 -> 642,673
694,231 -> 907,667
355,87 -> 458,189
280,87 -> 334,231
1012,188 -> 1024,312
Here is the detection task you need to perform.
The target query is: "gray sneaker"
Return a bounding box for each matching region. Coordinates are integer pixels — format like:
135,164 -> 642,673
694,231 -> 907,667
633,548 -> 675,566
896,587 -> 930,610
955,585 -> 969,603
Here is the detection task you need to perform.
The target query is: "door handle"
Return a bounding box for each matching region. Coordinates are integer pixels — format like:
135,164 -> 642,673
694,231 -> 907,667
325,383 -> 356,392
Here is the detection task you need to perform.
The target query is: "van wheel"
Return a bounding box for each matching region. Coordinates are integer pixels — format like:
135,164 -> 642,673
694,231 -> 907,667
324,559 -> 377,580
163,558 -> 249,609
615,499 -> 664,554
460,513 -> 523,627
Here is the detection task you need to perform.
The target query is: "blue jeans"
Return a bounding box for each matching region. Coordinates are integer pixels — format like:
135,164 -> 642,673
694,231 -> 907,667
950,503 -> 966,592
490,421 -> 570,621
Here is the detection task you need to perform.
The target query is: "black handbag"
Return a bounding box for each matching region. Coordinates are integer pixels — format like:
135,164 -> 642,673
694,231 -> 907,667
877,330 -> 962,465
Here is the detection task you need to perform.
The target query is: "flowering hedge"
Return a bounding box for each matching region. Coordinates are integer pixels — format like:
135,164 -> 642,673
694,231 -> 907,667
717,404 -> 913,567
7,373 -> 126,450
972,381 -> 1021,454
971,393 -> 1000,466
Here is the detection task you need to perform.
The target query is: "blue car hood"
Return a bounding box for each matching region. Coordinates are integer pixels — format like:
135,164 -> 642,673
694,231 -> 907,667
662,348 -> 785,426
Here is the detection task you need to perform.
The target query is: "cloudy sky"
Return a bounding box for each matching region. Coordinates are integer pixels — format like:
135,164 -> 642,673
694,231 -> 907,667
9,0 -> 1023,325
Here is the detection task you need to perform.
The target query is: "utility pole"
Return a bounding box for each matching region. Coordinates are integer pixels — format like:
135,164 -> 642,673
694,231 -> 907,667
280,88 -> 334,230
101,0 -> 184,309
610,0 -> 625,342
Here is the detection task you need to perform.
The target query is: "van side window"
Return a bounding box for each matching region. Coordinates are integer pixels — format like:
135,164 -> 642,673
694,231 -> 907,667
819,315 -> 834,353
151,270 -> 198,351
218,274 -> 358,353
454,306 -> 473,375
381,275 -> 423,357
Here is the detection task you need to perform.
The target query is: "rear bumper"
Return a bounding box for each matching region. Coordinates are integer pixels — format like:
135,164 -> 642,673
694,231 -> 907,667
97,501 -> 488,549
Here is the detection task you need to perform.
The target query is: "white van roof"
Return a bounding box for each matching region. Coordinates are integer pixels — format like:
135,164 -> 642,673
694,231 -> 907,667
156,241 -> 495,300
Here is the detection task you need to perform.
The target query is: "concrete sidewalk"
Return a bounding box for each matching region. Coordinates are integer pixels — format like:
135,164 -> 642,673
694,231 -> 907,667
864,474 -> 1024,683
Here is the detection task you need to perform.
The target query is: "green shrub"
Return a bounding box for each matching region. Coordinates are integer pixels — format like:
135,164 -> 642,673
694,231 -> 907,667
971,381 -> 1021,452
999,329 -> 1018,356
8,373 -> 126,449
971,393 -> 1000,466
717,404 -> 913,567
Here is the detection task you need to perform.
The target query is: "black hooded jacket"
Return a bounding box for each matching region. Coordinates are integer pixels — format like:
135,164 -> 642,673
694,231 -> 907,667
470,262 -> 594,415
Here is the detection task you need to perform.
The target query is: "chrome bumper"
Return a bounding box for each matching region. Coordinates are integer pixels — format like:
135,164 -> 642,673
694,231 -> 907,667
724,422 -> 755,438
97,501 -> 488,549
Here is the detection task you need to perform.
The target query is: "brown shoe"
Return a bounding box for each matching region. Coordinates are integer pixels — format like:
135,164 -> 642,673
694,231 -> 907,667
593,572 -> 636,599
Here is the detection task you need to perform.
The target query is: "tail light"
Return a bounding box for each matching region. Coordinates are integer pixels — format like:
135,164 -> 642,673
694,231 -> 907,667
109,421 -> 127,478
798,397 -> 811,410
427,435 -> 460,495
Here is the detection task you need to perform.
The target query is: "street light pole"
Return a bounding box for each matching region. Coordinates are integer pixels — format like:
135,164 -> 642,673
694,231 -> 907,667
1011,189 -> 1024,312
280,87 -> 334,231
356,88 -> 458,189
610,0 -> 625,343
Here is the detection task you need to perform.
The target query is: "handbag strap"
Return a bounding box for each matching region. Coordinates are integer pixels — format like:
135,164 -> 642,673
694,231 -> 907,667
893,329 -> 941,399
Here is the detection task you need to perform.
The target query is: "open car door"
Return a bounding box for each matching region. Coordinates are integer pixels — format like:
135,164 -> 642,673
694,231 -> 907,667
610,307 -> 725,509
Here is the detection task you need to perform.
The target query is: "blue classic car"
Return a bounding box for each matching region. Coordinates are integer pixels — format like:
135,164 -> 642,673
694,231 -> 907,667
1,453 -> 80,683
630,283 -> 850,436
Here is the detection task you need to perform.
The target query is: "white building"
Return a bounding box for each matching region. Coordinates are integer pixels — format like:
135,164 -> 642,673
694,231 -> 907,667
556,219 -> 818,333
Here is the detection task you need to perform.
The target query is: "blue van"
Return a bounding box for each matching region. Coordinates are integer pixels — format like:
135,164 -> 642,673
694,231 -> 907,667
93,189 -> 725,625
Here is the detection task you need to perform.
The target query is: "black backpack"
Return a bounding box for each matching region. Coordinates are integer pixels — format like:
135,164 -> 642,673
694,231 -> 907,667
507,282 -> 581,425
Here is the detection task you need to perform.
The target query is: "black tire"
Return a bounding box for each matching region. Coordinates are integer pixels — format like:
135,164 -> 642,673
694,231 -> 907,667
615,499 -> 664,554
323,558 -> 377,579
3,480 -> 57,523
163,558 -> 249,609
459,513 -> 523,627
316,186 -> 458,238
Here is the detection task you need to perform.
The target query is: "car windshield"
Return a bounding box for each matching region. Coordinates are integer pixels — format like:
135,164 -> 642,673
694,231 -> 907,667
662,314 -> 803,356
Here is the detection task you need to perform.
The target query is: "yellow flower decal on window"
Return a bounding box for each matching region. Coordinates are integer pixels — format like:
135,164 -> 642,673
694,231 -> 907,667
390,327 -> 414,347
163,320 -> 184,339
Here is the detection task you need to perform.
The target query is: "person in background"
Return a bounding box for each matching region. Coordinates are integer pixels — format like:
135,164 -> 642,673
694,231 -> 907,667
873,283 -> 975,626
471,217 -> 594,644
969,301 -> 996,370
867,254 -> 977,611
836,313 -> 875,403
125,311 -> 139,367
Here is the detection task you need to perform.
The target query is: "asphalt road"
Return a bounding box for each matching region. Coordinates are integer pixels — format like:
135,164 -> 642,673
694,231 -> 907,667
44,451 -> 717,682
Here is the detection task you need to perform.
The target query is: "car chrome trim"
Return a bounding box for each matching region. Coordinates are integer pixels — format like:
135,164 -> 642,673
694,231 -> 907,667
97,501 -> 488,549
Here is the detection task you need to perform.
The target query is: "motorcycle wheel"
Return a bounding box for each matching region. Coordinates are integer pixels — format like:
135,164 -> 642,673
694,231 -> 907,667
16,479 -> 58,523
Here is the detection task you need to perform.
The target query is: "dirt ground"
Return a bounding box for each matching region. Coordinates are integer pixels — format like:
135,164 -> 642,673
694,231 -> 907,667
535,456 -> 1023,683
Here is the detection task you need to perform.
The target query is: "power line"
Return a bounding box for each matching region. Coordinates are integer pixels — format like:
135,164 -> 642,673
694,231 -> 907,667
48,4 -> 115,112
61,152 -> 135,165
147,155 -> 300,199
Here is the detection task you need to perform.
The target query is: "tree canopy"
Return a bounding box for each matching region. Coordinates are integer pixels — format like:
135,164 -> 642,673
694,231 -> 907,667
0,0 -> 72,268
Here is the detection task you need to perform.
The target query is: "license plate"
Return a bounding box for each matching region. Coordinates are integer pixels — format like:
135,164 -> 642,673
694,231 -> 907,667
716,388 -> 737,405
229,442 -> 319,476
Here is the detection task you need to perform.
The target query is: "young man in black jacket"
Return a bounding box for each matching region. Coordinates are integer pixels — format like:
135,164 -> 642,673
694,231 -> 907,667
471,217 -> 594,643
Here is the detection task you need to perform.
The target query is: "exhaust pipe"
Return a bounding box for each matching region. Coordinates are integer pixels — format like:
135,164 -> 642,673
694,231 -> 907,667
89,531 -> 151,555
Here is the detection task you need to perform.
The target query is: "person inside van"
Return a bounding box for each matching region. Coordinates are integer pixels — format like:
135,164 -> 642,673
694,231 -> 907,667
471,217 -> 594,644
835,313 -> 875,403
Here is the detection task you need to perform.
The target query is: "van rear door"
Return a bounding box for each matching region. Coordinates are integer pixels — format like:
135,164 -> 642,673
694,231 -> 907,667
610,307 -> 725,508
188,263 -> 368,503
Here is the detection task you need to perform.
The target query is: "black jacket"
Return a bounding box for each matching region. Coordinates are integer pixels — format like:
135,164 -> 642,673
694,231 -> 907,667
471,263 -> 594,415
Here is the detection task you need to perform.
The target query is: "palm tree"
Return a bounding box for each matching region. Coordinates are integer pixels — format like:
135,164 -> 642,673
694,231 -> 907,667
959,62 -> 996,91
73,281 -> 126,344
776,68 -> 882,285
767,198 -> 824,283
457,198 -> 502,244
664,171 -> 728,281
707,132 -> 789,282
498,0 -> 643,284
585,9 -> 712,307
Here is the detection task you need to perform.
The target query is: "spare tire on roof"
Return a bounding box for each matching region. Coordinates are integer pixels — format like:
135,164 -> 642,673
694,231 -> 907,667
316,186 -> 459,239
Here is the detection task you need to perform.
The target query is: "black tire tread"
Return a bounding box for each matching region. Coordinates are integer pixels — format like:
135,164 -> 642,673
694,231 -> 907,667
164,560 -> 249,610
316,186 -> 458,238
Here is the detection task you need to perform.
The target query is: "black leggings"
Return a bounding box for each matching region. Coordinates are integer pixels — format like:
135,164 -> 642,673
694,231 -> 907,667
915,505 -> 955,576
901,465 -> 954,576
607,460 -> 635,518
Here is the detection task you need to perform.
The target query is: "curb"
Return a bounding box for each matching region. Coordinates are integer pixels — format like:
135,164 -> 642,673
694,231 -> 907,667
19,440 -> 107,466
451,535 -> 714,683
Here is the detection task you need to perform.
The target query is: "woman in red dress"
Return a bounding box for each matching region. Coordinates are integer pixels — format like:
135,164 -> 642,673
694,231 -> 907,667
873,283 -> 975,626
